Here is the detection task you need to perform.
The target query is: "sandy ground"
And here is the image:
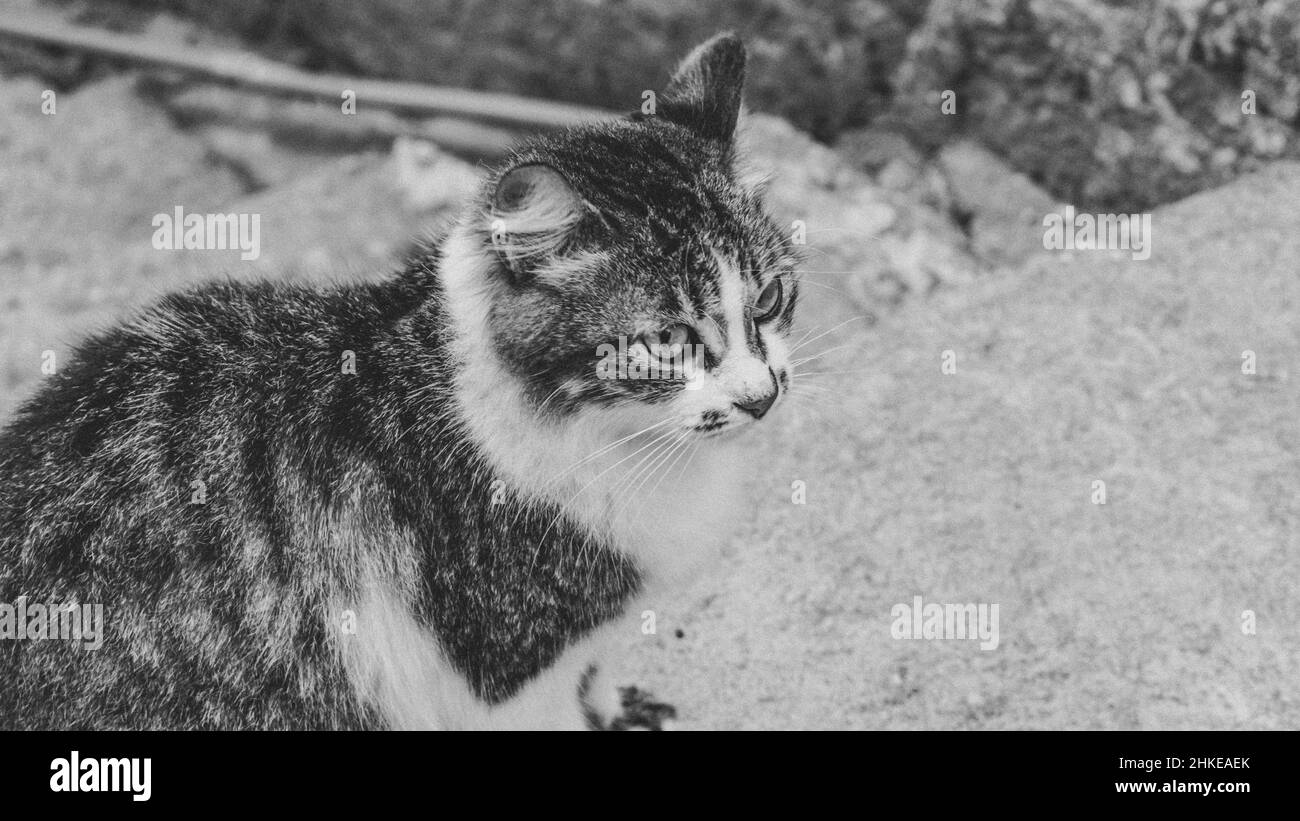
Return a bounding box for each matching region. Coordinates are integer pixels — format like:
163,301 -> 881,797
623,163 -> 1300,729
1,75 -> 1296,729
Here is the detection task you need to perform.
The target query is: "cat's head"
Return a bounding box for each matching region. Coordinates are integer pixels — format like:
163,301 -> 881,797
452,33 -> 798,440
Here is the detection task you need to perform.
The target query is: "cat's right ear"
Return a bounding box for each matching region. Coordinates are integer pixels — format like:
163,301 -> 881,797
487,163 -> 588,279
656,32 -> 746,143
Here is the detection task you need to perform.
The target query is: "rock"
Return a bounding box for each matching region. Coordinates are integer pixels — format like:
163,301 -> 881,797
196,126 -> 327,191
1210,146 -> 1238,169
0,74 -> 246,260
742,114 -> 980,316
887,0 -> 1300,212
836,126 -> 924,176
877,157 -> 921,192
0,73 -> 249,418
390,136 -> 479,212
937,141 -> 1057,268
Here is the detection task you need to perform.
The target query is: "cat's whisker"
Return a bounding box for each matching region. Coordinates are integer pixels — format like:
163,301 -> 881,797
788,315 -> 870,355
612,429 -> 692,520
527,425 -> 681,571
651,434 -> 695,496
796,269 -> 885,274
790,368 -> 878,378
554,417 -> 674,481
675,440 -> 703,493
606,428 -> 686,505
788,391 -> 839,412
790,277 -> 859,301
789,383 -> 838,400
788,324 -> 821,351
789,380 -> 843,400
593,431 -> 693,575
803,227 -> 885,243
534,383 -> 570,415
791,246 -> 837,261
790,343 -> 853,368
584,429 -> 689,568
790,381 -> 836,396
512,417 -> 676,528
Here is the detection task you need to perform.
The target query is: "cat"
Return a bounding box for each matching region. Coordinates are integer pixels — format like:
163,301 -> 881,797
0,32 -> 799,730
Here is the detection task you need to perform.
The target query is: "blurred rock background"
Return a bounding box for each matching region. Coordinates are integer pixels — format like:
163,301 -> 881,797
23,0 -> 1300,212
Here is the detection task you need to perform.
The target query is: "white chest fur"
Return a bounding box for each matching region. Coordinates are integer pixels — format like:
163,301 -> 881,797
332,228 -> 750,729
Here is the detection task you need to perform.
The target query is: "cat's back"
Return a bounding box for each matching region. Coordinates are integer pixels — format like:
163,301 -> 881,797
0,268 -> 443,729
1,266 -> 440,463
0,265 -> 447,559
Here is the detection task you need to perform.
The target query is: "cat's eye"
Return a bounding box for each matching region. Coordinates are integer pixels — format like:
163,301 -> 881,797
753,278 -> 783,321
641,323 -> 693,360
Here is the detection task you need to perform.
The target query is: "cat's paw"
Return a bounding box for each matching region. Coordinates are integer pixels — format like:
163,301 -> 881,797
606,686 -> 678,731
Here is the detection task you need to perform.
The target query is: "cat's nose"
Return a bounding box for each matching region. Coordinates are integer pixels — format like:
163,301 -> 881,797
734,389 -> 777,420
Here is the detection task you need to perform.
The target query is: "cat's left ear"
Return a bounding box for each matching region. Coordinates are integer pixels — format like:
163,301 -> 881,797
488,163 -> 589,277
658,32 -> 746,143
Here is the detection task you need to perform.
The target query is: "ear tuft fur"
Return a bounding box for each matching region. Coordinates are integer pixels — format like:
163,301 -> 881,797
488,163 -> 585,276
658,32 -> 747,143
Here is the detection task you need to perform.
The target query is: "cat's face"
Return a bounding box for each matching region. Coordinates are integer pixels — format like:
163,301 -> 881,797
474,34 -> 797,439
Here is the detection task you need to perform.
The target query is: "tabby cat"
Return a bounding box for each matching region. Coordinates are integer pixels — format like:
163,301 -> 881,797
0,33 -> 798,729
